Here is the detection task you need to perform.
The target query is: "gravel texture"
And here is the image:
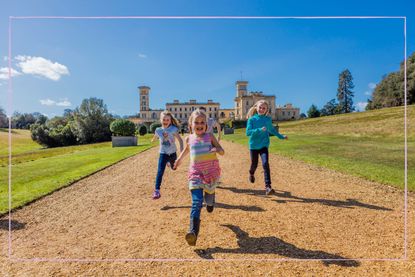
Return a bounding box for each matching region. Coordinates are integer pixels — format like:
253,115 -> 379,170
1,140 -> 414,276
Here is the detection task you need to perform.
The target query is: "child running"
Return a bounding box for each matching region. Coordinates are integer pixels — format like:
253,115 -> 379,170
173,109 -> 224,246
246,100 -> 287,195
151,110 -> 183,200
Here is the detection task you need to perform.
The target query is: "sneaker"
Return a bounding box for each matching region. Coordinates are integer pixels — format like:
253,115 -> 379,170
265,187 -> 275,195
152,190 -> 161,200
185,232 -> 197,246
206,205 -> 214,213
249,174 -> 255,183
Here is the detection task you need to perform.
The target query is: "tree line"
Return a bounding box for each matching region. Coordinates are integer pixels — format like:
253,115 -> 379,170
0,98 -> 115,147
307,51 -> 415,118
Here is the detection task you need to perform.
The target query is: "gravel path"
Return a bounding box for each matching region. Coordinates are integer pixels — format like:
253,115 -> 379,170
1,140 -> 414,276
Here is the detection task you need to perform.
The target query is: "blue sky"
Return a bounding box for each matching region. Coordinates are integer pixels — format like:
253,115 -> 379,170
0,0 -> 414,118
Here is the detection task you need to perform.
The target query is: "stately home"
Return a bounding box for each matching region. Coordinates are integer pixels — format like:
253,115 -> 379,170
131,80 -> 299,125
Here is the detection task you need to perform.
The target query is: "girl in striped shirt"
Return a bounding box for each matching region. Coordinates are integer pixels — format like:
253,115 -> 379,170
174,109 -> 224,246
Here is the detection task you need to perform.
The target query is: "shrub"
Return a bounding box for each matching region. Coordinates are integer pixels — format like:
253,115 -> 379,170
110,119 -> 136,136
138,125 -> 147,136
150,122 -> 162,133
232,120 -> 247,129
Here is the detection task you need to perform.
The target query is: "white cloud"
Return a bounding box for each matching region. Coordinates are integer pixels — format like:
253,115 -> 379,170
368,82 -> 376,89
138,53 -> 147,59
364,91 -> 371,96
0,67 -> 22,80
356,102 -> 368,111
40,99 -> 56,106
15,55 -> 69,81
56,98 -> 71,107
40,98 -> 71,107
3,56 -> 8,61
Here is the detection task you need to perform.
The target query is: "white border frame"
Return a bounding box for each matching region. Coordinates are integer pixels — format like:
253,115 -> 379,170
7,15 -> 408,263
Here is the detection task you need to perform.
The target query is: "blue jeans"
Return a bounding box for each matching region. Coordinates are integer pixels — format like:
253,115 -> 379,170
190,189 -> 215,219
249,147 -> 271,187
155,152 -> 177,190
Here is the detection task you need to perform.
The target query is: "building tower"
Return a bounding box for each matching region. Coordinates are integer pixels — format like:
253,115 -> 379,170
236,80 -> 248,97
138,86 -> 150,117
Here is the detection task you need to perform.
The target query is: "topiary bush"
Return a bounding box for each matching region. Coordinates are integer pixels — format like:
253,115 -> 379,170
149,122 -> 162,133
138,125 -> 147,136
110,119 -> 136,136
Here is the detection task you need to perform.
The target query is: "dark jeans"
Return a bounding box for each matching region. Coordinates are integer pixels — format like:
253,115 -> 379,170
249,147 -> 271,187
155,152 -> 177,190
190,189 -> 215,219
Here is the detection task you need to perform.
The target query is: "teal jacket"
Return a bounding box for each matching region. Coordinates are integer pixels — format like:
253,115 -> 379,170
246,114 -> 285,150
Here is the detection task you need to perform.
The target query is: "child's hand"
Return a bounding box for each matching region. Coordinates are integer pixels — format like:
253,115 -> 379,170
210,147 -> 217,153
284,135 -> 288,140
261,127 -> 267,132
173,160 -> 179,170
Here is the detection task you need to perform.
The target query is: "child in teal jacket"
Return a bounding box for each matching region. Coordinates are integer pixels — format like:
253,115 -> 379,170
246,100 -> 287,195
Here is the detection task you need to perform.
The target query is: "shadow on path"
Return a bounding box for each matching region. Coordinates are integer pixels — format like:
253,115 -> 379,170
195,224 -> 360,267
0,219 -> 26,230
274,191 -> 392,211
219,186 -> 391,211
161,202 -> 265,212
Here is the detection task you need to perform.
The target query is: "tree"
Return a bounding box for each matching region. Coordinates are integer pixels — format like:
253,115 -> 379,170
110,119 -> 136,136
337,69 -> 355,113
138,125 -> 147,136
320,99 -> 338,116
307,104 -> 320,118
71,98 -> 113,144
367,52 -> 415,110
0,107 -> 8,128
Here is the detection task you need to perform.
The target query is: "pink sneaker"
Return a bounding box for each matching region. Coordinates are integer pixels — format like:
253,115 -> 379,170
152,190 -> 161,200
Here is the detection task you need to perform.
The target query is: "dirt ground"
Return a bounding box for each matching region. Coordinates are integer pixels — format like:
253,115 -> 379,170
1,140 -> 414,276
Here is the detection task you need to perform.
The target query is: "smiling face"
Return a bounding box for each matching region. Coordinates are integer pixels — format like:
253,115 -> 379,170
256,102 -> 268,115
161,115 -> 172,128
191,115 -> 207,136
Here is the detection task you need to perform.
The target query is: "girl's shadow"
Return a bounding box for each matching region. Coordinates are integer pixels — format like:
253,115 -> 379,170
195,224 -> 360,267
0,219 -> 26,230
161,202 -> 265,212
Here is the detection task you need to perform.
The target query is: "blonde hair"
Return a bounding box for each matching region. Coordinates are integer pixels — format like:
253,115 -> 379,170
188,109 -> 207,134
246,100 -> 270,119
160,110 -> 180,128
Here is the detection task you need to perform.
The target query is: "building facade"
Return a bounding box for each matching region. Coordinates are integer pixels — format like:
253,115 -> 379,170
276,103 -> 300,120
234,81 -> 277,120
165,99 -> 220,124
134,81 -> 300,125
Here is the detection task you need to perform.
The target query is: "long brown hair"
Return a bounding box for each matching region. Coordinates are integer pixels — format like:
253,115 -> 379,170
246,100 -> 270,119
160,110 -> 180,128
188,109 -> 207,134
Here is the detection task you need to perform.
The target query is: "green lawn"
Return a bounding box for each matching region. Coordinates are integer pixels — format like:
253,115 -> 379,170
0,131 -> 155,214
223,105 -> 414,191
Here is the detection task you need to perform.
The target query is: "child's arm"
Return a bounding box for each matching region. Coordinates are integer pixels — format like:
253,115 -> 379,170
151,134 -> 158,143
266,119 -> 287,139
174,132 -> 184,152
210,134 -> 225,155
215,121 -> 222,141
173,136 -> 190,169
246,118 -> 262,136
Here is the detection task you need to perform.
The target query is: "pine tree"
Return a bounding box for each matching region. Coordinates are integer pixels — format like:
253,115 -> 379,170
337,69 -> 355,113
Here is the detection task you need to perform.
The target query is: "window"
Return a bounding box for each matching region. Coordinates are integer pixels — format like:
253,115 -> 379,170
209,113 -> 212,118
293,112 -> 295,116
288,111 -> 291,116
185,107 -> 187,111
214,107 -> 217,111
169,108 -> 172,111
175,108 -> 177,111
180,108 -> 182,111
142,96 -> 146,100
282,111 -> 285,116
209,107 -> 212,111
175,114 -> 177,118
180,114 -> 182,118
